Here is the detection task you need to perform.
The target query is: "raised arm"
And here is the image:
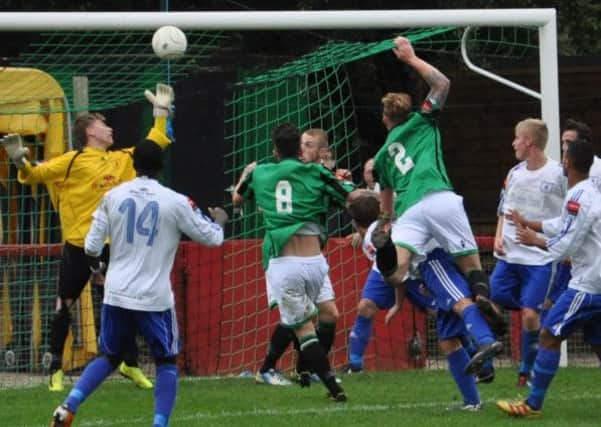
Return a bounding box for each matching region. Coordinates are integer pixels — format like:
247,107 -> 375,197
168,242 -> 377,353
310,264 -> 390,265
232,161 -> 257,206
392,36 -> 450,112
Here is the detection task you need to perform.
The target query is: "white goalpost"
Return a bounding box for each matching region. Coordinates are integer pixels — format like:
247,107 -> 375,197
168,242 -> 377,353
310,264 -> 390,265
0,8 -> 559,158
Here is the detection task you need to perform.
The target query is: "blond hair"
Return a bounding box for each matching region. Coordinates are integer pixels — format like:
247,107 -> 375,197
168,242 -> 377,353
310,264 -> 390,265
516,118 -> 548,150
381,92 -> 412,125
303,128 -> 329,149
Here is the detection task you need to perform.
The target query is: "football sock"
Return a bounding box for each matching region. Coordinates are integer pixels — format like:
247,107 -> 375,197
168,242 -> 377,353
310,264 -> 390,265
316,321 -> 336,354
300,334 -> 343,396
65,356 -> 114,413
153,364 -> 178,427
447,347 -> 480,405
459,335 -> 477,357
526,347 -> 560,410
260,323 -> 294,373
49,307 -> 71,371
349,315 -> 373,368
520,329 -> 540,375
461,304 -> 495,347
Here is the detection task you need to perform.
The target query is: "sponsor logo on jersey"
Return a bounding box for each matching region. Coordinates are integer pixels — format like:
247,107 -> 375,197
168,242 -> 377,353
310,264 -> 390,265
539,180 -> 556,193
92,174 -> 117,191
567,200 -> 580,215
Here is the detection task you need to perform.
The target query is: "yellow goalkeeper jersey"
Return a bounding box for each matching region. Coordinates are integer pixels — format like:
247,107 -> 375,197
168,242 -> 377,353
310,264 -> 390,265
18,122 -> 171,248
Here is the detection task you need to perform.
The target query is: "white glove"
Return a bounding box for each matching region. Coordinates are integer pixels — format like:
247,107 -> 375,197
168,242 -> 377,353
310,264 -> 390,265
0,133 -> 29,168
144,83 -> 175,117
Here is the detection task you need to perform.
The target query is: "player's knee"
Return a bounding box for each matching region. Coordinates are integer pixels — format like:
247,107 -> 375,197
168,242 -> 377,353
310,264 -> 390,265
155,356 -> 177,366
539,328 -> 559,350
317,301 -> 339,323
439,337 -> 461,355
452,298 -> 472,315
357,299 -> 377,318
521,308 -> 540,331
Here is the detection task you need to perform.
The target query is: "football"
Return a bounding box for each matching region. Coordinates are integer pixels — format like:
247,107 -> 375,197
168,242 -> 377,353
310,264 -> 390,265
152,25 -> 187,60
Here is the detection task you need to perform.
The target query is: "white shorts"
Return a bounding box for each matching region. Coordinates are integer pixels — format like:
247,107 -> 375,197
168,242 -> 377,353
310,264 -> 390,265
266,255 -> 329,328
266,264 -> 334,308
391,191 -> 478,257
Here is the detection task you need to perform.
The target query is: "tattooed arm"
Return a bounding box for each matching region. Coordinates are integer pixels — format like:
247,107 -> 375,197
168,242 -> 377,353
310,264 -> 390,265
392,36 -> 450,112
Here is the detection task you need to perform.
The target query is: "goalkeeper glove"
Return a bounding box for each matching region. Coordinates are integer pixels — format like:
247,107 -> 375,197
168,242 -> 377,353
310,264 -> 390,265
144,83 -> 175,117
0,133 -> 29,168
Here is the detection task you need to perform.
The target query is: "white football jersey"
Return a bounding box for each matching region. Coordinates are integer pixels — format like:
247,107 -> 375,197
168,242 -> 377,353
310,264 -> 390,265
497,159 -> 566,265
362,221 -> 379,271
588,155 -> 601,191
85,177 -> 224,311
542,179 -> 601,294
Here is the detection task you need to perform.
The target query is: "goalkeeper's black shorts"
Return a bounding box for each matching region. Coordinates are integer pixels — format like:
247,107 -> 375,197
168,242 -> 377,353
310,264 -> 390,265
57,242 -> 109,300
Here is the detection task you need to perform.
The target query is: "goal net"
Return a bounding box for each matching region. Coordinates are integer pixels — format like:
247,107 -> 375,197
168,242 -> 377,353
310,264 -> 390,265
1,10 -> 582,389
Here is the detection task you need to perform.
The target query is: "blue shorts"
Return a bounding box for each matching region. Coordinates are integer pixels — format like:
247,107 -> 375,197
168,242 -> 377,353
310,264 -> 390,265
100,304 -> 180,360
436,309 -> 469,341
405,279 -> 437,313
361,269 -> 396,309
547,262 -> 571,304
543,288 -> 601,345
361,270 -> 435,312
490,260 -> 551,311
418,248 -> 471,313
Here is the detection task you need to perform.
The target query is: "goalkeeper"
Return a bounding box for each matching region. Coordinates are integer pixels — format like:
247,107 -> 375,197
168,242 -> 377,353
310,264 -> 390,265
0,83 -> 175,392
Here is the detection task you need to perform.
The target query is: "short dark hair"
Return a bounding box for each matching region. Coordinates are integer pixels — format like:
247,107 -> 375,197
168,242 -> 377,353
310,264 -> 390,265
566,138 -> 593,175
563,119 -> 592,142
347,193 -> 380,228
272,123 -> 300,159
133,140 -> 163,178
72,113 -> 105,149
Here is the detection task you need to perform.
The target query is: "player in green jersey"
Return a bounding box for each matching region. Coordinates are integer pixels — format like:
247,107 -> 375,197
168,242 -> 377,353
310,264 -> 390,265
233,123 -> 351,402
372,36 -> 506,339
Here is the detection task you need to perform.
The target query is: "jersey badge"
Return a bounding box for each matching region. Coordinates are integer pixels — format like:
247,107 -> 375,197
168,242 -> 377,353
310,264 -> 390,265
567,200 -> 580,216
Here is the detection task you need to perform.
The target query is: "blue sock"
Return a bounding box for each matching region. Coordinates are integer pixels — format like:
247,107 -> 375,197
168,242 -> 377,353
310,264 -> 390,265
153,364 -> 178,427
64,356 -> 114,413
519,329 -> 540,375
348,315 -> 373,369
447,347 -> 480,405
460,335 -> 477,357
526,347 -> 560,410
461,304 -> 495,347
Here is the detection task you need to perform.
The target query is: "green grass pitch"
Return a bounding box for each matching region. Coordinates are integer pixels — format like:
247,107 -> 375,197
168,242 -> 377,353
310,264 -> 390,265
5,367 -> 601,426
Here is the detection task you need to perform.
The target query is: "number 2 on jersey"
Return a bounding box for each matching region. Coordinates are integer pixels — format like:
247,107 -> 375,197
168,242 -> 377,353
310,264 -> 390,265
388,142 -> 414,175
118,198 -> 159,246
276,180 -> 293,213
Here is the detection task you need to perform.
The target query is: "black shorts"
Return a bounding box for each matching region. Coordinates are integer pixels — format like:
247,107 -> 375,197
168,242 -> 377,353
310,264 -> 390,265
57,242 -> 109,300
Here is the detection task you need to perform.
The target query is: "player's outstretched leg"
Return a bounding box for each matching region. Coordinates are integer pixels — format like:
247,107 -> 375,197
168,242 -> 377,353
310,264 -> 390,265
296,323 -> 346,402
51,355 -> 118,426
456,301 -> 504,374
48,301 -> 72,392
440,338 -> 481,412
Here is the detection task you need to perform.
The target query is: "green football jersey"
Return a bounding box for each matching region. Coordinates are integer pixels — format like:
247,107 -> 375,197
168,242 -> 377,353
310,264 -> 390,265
374,112 -> 452,216
239,158 -> 349,268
